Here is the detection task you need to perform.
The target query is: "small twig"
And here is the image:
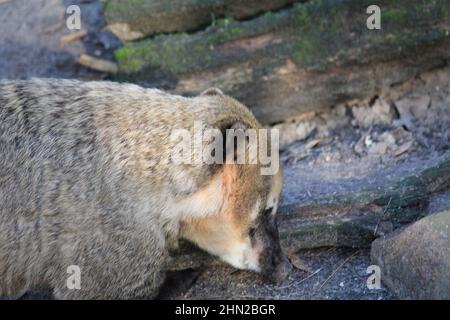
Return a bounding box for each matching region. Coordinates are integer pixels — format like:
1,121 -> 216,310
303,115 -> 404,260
275,268 -> 322,290
77,54 -> 118,74
60,29 -> 88,44
318,250 -> 359,290
374,196 -> 392,236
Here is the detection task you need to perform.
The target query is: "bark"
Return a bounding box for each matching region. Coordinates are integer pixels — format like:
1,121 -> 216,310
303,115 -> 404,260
104,0 -> 294,40
114,0 -> 450,124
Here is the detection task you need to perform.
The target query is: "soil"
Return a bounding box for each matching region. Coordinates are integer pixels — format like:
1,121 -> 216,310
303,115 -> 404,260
1,0 -> 449,300
165,248 -> 394,300
0,0 -> 118,80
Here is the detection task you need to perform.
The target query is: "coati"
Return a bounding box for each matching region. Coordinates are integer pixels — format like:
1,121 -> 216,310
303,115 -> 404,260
0,79 -> 291,299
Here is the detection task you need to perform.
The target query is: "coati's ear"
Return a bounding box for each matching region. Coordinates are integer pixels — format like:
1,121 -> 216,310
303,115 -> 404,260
224,121 -> 254,164
228,122 -> 247,131
200,87 -> 224,96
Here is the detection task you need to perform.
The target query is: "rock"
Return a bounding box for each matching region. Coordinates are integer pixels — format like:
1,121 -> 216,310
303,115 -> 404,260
274,121 -> 316,149
394,140 -> 414,157
371,210 -> 450,299
352,98 -> 394,128
391,127 -> 413,145
319,105 -> 350,131
367,142 -> 388,155
354,128 -> 414,157
379,131 -> 396,146
354,135 -> 366,155
393,93 -> 431,131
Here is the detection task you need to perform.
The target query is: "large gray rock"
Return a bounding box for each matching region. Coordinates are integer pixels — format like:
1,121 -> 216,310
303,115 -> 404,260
371,211 -> 450,299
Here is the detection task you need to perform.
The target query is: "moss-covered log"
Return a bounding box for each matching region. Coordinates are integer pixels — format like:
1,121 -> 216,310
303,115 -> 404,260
104,0 -> 294,40
115,0 -> 450,124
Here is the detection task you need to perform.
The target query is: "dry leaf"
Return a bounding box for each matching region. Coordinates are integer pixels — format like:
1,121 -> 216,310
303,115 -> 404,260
288,253 -> 311,273
60,30 -> 88,44
285,111 -> 316,122
305,139 -> 321,149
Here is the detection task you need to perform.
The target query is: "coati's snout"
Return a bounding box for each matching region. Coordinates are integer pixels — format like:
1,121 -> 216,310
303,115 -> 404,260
180,166 -> 291,283
248,206 -> 293,284
176,94 -> 291,283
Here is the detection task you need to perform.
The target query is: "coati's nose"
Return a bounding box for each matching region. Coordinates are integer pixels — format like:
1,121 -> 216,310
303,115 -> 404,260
271,256 -> 293,284
262,255 -> 292,284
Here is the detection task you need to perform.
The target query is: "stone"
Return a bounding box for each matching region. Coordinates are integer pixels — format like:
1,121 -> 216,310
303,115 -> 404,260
367,142 -> 388,155
352,98 -> 394,128
396,93 -> 431,121
274,121 -> 316,149
371,211 -> 450,299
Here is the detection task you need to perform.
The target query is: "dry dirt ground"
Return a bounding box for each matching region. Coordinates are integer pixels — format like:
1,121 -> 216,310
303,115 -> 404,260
0,0 -> 118,80
1,0 -> 449,300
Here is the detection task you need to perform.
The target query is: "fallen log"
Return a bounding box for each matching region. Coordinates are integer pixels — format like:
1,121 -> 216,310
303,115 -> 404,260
104,0 -> 294,40
114,0 -> 450,124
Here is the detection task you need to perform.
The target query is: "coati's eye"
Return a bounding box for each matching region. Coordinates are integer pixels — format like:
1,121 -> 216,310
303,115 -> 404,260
248,227 -> 256,237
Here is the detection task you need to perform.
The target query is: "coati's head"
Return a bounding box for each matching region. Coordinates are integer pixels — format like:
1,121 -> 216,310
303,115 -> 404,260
179,88 -> 292,283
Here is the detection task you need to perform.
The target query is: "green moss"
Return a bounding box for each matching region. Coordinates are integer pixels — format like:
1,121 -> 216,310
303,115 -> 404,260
114,46 -> 133,60
230,27 -> 244,36
291,35 -> 320,67
215,17 -> 235,28
282,217 -> 376,249
114,0 -> 450,78
115,33 -> 213,74
114,11 -> 279,75
104,0 -> 151,21
114,47 -> 145,73
288,0 -> 324,29
289,0 -> 347,69
292,6 -> 310,27
382,8 -> 407,21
